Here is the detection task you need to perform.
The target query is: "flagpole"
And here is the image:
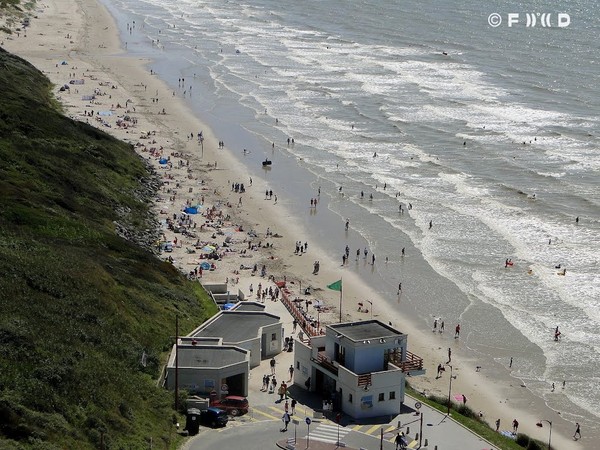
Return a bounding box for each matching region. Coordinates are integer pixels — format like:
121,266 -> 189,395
339,277 -> 343,323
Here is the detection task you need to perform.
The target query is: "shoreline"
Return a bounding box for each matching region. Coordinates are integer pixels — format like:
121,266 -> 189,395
2,0 -> 585,448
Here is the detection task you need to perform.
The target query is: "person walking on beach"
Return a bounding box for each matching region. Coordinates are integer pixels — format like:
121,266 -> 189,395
462,394 -> 467,406
512,419 -> 519,434
270,357 -> 276,375
397,283 -> 402,295
447,347 -> 452,364
495,418 -> 501,432
455,324 -> 461,338
440,321 -> 444,333
573,422 -> 581,440
288,364 -> 294,381
290,398 -> 296,415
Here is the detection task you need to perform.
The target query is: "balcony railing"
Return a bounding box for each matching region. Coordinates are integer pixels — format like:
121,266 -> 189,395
357,373 -> 371,388
388,350 -> 423,373
314,351 -> 338,375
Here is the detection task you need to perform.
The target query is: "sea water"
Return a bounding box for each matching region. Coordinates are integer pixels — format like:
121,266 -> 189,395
101,0 -> 600,434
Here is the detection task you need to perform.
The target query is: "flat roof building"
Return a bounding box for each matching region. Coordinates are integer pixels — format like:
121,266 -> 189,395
165,302 -> 283,399
294,320 -> 425,419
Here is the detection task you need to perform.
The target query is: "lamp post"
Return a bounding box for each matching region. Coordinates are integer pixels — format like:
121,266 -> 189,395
367,300 -> 373,320
446,365 -> 453,415
536,419 -> 552,450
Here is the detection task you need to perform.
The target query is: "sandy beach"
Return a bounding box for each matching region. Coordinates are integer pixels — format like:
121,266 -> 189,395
2,0 -> 586,448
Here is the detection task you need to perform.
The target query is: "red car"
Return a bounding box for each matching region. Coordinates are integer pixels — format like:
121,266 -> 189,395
210,396 -> 249,416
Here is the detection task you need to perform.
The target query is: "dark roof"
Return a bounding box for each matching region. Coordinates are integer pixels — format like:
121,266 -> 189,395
232,302 -> 265,312
175,345 -> 247,368
329,320 -> 402,341
192,311 -> 280,342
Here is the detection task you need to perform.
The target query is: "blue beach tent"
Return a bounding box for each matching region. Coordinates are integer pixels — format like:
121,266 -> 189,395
159,158 -> 168,165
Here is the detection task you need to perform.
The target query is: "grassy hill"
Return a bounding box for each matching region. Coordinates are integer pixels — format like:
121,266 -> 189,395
0,47 -> 217,449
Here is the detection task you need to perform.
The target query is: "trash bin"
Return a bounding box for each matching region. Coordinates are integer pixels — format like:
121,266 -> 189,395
185,408 -> 202,436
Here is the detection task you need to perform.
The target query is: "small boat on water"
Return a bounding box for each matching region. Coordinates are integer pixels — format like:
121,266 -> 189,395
262,159 -> 272,167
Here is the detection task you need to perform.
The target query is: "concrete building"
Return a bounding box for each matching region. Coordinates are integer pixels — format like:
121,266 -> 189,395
164,302 -> 283,399
165,337 -> 250,396
188,306 -> 282,368
293,320 -> 425,419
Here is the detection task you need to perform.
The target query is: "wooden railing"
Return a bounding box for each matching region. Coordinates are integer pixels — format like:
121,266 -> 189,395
389,350 -> 423,373
315,351 -> 338,375
278,282 -> 319,340
357,373 -> 371,388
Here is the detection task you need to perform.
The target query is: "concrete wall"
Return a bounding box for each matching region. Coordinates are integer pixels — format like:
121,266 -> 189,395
230,337 -> 261,368
261,322 -> 283,358
338,365 -> 405,419
294,339 -> 313,390
165,360 -> 249,397
331,338 -> 407,375
202,282 -> 228,294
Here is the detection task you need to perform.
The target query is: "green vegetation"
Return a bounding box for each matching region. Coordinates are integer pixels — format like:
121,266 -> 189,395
0,47 -> 217,449
406,384 -> 551,450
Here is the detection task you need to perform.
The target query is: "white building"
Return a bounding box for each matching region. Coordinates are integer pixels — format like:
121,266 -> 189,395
294,320 -> 425,419
164,302 -> 283,398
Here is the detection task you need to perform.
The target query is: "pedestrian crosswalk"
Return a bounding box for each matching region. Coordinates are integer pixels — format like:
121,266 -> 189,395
303,423 -> 351,444
234,405 -> 418,447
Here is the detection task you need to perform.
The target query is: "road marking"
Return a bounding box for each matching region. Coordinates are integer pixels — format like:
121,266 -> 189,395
365,424 -> 381,435
252,408 -> 279,420
303,423 -> 350,444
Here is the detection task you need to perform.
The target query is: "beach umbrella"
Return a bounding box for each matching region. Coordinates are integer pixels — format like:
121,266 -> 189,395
184,207 -> 198,214
201,245 -> 216,253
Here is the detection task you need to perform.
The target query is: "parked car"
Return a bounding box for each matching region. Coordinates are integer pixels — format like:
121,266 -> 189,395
200,407 -> 229,428
210,395 -> 249,416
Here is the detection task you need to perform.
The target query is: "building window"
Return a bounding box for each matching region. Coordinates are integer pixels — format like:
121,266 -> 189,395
271,333 -> 276,341
348,393 -> 353,403
378,393 -> 385,402
389,391 -> 396,400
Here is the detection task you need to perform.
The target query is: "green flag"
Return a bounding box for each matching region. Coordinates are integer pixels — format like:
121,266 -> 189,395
327,279 -> 342,292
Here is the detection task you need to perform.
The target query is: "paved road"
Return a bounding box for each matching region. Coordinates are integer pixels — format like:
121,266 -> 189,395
183,419 -> 399,450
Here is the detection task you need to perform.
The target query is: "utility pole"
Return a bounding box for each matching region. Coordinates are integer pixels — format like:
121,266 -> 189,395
419,413 -> 423,448
175,314 -> 179,412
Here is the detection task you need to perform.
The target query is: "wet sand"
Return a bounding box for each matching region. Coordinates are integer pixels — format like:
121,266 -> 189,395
1,0 -> 584,448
